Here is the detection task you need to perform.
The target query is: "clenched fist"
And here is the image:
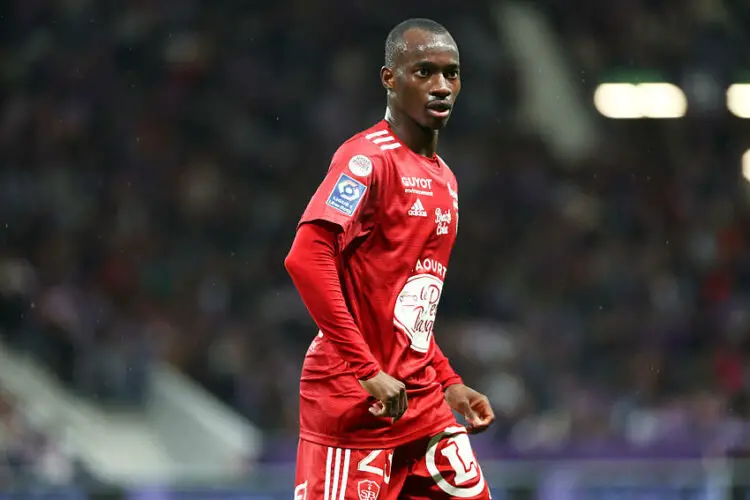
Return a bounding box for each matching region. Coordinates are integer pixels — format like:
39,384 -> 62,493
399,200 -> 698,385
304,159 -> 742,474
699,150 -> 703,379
359,371 -> 408,422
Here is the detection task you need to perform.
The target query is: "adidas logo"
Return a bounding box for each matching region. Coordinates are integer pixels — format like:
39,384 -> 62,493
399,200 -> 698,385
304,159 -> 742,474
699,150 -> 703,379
408,198 -> 427,217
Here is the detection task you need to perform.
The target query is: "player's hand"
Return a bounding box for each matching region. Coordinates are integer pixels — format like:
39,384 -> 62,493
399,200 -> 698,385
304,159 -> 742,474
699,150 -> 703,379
444,384 -> 495,434
359,371 -> 408,422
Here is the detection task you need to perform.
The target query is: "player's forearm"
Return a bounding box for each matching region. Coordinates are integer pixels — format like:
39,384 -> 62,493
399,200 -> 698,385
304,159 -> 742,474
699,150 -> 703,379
433,343 -> 463,390
285,222 -> 381,380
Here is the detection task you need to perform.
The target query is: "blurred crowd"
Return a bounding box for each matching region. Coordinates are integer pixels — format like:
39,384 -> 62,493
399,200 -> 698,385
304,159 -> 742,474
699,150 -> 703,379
0,389 -> 81,489
1,0 -> 750,466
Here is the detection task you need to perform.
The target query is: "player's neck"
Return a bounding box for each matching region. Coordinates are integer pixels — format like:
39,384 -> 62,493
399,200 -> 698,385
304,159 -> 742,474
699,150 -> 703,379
385,110 -> 439,158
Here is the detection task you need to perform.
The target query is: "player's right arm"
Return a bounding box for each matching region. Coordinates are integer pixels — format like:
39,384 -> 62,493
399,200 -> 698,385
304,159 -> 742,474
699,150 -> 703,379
284,147 -> 407,420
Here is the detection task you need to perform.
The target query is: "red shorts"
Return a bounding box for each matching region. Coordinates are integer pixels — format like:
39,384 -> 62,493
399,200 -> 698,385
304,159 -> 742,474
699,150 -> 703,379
294,426 -> 491,500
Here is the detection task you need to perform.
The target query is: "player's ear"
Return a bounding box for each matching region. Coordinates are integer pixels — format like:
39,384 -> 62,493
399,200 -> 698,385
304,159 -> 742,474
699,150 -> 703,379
381,66 -> 394,92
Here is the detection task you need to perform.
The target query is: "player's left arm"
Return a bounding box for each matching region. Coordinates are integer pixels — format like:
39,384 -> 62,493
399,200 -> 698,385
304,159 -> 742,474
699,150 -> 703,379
433,344 -> 495,433
433,343 -> 464,390
434,174 -> 493,433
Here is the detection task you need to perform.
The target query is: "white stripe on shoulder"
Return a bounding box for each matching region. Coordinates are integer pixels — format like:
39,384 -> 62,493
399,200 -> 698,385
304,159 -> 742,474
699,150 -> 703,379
363,128 -> 401,150
365,130 -> 389,139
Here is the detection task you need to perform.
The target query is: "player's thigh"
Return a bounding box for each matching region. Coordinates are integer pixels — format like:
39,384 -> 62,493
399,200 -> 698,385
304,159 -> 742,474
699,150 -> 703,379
400,426 -> 491,500
294,439 -> 404,499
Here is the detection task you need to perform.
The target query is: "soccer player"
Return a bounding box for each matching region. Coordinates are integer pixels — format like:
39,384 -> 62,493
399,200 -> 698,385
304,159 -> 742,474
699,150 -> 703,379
285,18 -> 495,500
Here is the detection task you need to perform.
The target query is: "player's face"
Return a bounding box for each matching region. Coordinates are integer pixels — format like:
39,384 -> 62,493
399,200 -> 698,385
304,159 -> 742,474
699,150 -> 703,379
384,30 -> 461,130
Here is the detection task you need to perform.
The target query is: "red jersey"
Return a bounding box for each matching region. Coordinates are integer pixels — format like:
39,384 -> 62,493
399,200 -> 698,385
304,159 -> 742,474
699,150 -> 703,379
295,120 -> 463,449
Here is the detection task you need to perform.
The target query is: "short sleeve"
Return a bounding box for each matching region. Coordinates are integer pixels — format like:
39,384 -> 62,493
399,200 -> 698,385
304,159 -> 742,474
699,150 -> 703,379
299,148 -> 382,245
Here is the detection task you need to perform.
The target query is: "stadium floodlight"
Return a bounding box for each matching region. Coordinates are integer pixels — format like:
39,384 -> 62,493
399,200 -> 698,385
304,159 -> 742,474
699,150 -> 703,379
594,84 -> 641,119
743,150 -> 750,184
638,83 -> 687,118
727,84 -> 750,118
594,82 -> 687,119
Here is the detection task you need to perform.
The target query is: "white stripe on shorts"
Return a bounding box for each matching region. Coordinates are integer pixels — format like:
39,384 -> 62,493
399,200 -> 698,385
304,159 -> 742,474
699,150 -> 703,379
323,447 -> 352,500
324,447 -> 333,500
339,449 -> 351,500
331,448 -> 342,499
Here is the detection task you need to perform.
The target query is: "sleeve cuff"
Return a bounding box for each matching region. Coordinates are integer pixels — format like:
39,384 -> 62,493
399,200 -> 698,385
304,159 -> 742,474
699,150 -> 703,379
355,363 -> 382,381
441,375 -> 464,391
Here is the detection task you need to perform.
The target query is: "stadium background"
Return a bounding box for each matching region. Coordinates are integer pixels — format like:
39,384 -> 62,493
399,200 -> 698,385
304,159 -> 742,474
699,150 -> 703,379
1,0 -> 750,498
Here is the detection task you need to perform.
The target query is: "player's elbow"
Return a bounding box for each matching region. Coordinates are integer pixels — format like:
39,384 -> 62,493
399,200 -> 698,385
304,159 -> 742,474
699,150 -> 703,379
285,242 -> 315,284
284,249 -> 304,279
286,222 -> 340,285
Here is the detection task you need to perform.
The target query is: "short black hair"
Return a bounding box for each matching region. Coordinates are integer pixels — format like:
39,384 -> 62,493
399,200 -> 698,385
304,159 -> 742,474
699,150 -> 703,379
384,18 -> 452,68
